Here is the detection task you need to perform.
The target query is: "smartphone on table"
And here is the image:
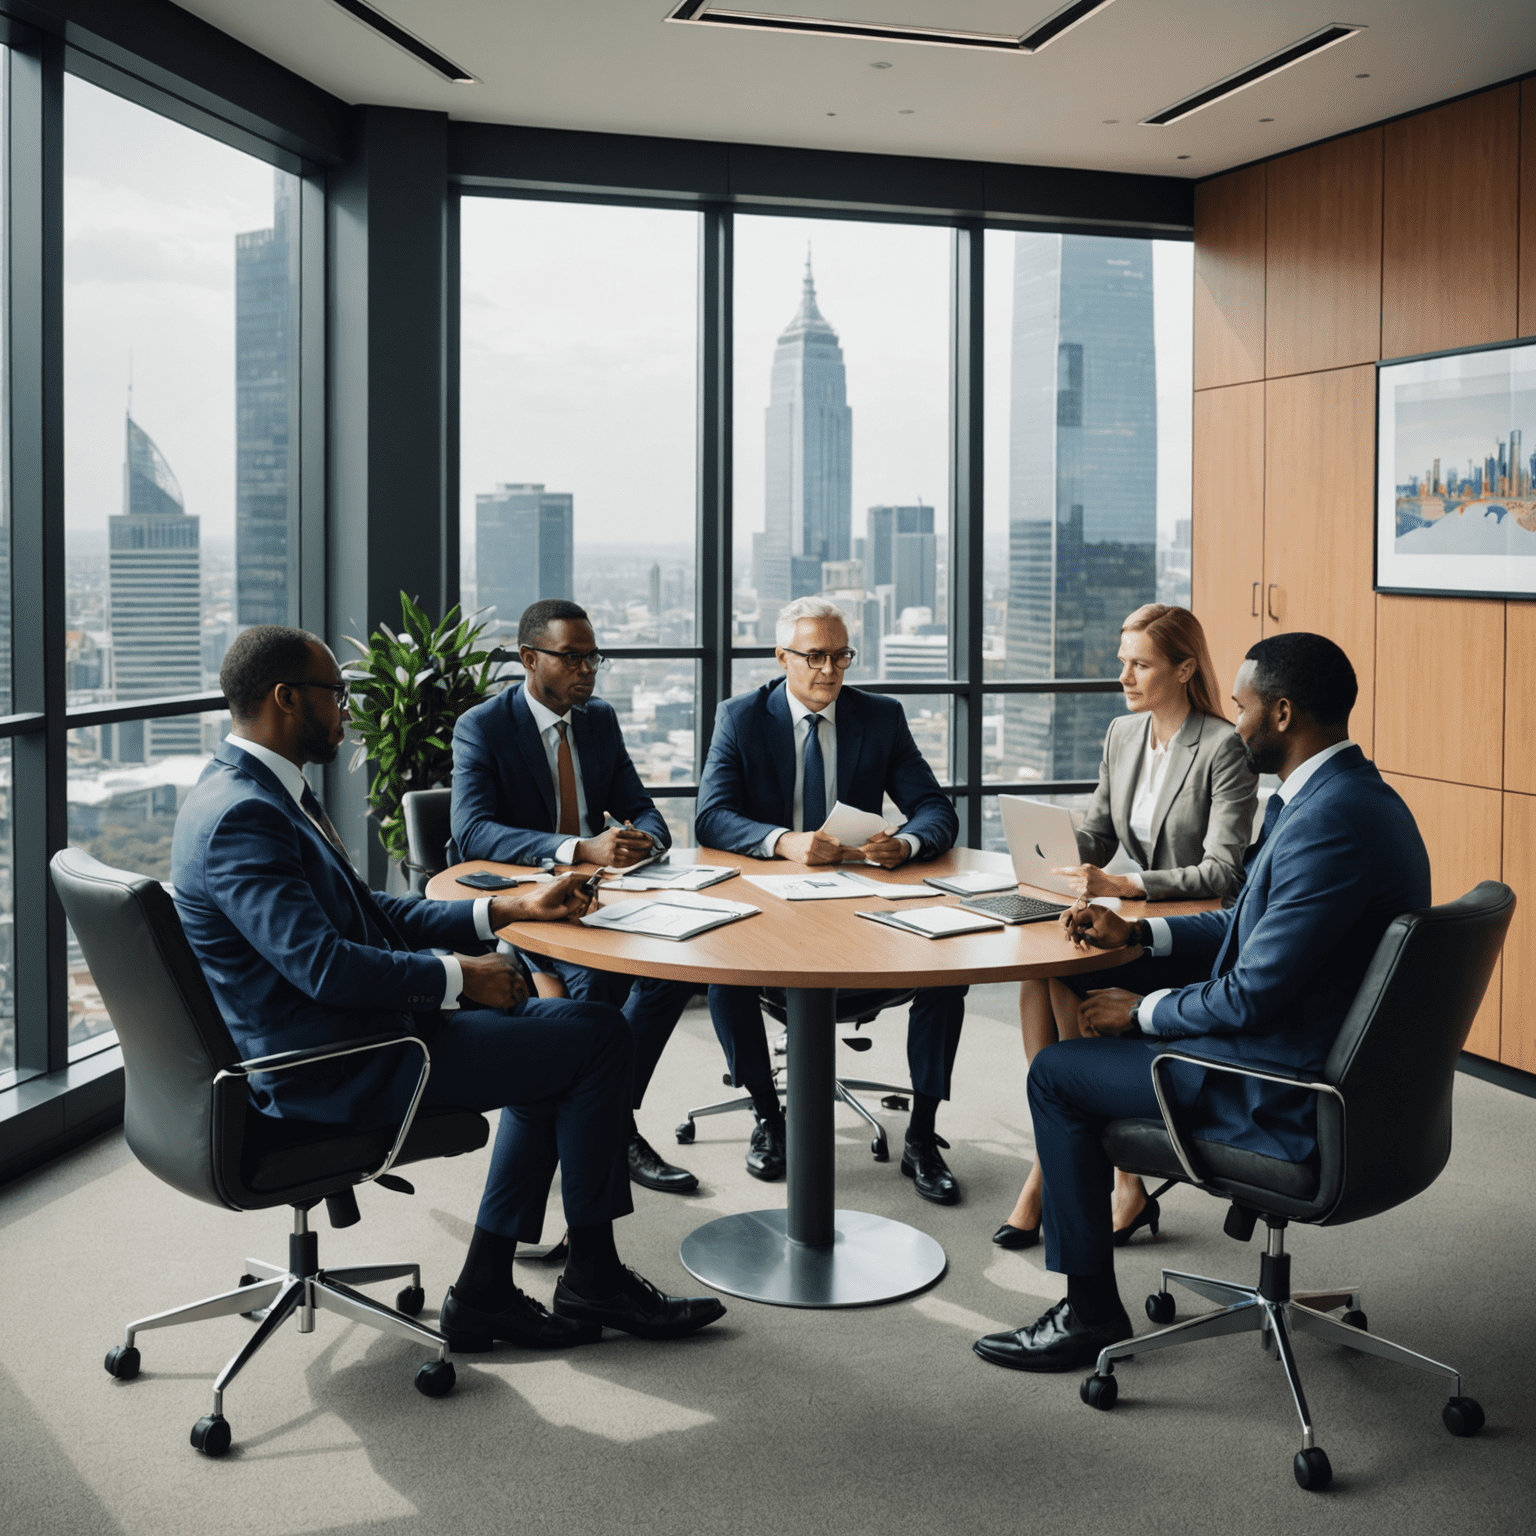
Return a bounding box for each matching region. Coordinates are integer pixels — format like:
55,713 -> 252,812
455,870 -> 527,891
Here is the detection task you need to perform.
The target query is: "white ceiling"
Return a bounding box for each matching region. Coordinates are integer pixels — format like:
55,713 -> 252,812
169,1 -> 1536,179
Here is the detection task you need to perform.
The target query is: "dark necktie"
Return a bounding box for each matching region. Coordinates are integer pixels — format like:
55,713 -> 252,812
300,784 -> 353,867
555,721 -> 580,837
300,785 -> 409,953
1256,791 -> 1284,847
1220,793 -> 1286,973
801,714 -> 827,833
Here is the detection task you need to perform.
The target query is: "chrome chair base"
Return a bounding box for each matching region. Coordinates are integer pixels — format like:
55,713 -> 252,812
677,1071 -> 912,1160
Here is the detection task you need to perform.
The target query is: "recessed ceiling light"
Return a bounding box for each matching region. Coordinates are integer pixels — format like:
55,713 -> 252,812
898,109 -> 915,114
1177,155 -> 1190,160
826,111 -> 837,116
1259,117 -> 1274,122
870,61 -> 893,69
1355,72 -> 1370,78
325,0 -> 475,83
1143,24 -> 1363,126
1102,119 -> 1119,124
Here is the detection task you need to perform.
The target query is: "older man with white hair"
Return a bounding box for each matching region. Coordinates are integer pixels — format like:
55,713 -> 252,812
694,597 -> 968,1202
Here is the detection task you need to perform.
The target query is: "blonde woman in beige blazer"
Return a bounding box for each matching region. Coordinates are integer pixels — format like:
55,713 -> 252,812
994,604 -> 1258,1252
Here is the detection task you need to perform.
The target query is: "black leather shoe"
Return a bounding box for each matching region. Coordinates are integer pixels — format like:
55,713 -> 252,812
629,1132 -> 699,1193
901,1132 -> 959,1204
973,1298 -> 1133,1374
746,1118 -> 786,1181
992,1220 -> 1040,1249
552,1268 -> 726,1341
1112,1195 -> 1160,1247
439,1285 -> 601,1352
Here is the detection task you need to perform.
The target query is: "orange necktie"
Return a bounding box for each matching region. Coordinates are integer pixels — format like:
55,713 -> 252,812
555,721 -> 580,837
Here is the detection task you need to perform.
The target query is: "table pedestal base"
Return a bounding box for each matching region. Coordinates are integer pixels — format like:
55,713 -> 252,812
679,1208 -> 946,1308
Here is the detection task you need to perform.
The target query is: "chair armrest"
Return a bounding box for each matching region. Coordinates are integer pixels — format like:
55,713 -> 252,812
1148,1049 -> 1346,1190
213,1030 -> 432,1187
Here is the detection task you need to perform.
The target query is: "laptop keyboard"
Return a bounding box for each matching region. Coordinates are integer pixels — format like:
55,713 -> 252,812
959,892 -> 1070,923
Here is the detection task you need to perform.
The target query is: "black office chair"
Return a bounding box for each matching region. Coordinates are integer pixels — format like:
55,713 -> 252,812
401,787 -> 454,894
1079,881 -> 1515,1490
51,848 -> 491,1458
676,988 -> 918,1161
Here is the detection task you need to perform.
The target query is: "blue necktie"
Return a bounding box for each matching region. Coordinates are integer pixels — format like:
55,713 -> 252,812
1220,793 -> 1285,972
801,714 -> 827,833
1257,791 -> 1283,845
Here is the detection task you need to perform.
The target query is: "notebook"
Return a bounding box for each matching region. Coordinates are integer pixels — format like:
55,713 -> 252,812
580,891 -> 758,942
855,905 -> 1007,939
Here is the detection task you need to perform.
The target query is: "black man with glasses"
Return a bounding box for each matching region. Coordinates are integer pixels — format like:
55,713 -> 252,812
694,596 -> 968,1203
450,599 -> 700,1196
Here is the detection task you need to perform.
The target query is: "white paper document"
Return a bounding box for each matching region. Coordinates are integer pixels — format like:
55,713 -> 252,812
744,872 -> 875,901
834,871 -> 934,900
922,870 -> 1017,896
819,799 -> 904,847
857,904 -> 1007,939
608,865 -> 738,892
580,891 -> 758,941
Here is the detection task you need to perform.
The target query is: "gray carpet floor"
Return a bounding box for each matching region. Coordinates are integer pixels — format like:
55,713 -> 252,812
3,983 -> 1534,1535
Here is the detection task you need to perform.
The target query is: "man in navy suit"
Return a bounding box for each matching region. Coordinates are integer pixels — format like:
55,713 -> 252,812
451,599 -> 699,1195
173,626 -> 724,1353
695,597 -> 968,1202
973,633 -> 1431,1374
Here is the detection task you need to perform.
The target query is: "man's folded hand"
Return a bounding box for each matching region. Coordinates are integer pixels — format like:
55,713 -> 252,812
458,952 -> 529,1011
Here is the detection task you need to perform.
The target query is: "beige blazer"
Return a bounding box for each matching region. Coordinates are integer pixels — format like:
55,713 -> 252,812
1076,710 -> 1258,900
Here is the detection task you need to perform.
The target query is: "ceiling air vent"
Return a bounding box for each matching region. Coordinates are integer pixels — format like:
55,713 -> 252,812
1142,24 -> 1363,126
665,1 -> 1118,54
327,0 -> 476,83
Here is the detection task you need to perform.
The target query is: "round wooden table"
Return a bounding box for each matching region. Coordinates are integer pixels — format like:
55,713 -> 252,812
428,846 -> 1208,1309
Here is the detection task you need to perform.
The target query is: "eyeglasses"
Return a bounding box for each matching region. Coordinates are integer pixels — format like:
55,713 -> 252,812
780,646 -> 856,671
522,646 -> 611,672
279,680 -> 351,707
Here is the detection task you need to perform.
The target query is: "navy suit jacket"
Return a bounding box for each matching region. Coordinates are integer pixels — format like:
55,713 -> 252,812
695,679 -> 957,859
450,684 -> 669,865
171,744 -> 483,1124
1149,745 -> 1430,1163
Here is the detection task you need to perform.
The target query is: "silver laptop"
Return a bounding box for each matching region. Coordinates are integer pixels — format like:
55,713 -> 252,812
998,795 -> 1082,897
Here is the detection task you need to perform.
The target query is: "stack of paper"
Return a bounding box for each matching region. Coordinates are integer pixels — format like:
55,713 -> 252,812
856,905 -> 1007,939
819,800 -> 905,846
608,865 -> 739,892
922,870 -> 1017,897
580,891 -> 759,942
745,872 -> 873,901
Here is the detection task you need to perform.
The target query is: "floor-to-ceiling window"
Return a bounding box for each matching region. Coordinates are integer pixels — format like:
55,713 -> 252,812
0,45 -> 13,1088
458,198 -> 701,843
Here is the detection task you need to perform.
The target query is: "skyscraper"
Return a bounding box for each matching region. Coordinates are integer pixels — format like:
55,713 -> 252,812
1004,234 -> 1157,781
475,482 -> 575,634
758,254 -> 852,632
109,414 -> 202,760
865,503 -> 937,631
235,174 -> 297,627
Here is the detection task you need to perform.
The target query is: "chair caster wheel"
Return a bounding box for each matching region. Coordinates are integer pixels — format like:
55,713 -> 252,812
1341,1308 -> 1368,1333
415,1360 -> 456,1398
191,1414 -> 232,1457
396,1285 -> 425,1316
1145,1292 -> 1176,1325
773,1031 -> 787,1055
1293,1446 -> 1332,1490
674,1121 -> 696,1145
871,1137 -> 889,1163
1080,1373 -> 1117,1410
104,1345 -> 140,1380
1443,1396 -> 1485,1436
880,1096 -> 909,1111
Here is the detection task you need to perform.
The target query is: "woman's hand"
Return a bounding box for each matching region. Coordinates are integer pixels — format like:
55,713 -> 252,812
1051,863 -> 1142,899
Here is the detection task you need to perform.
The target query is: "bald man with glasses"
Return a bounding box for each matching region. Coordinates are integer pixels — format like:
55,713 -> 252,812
694,596 -> 969,1202
450,599 -> 700,1196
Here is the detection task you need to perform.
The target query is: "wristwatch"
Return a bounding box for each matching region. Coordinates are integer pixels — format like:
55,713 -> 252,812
1129,997 -> 1143,1033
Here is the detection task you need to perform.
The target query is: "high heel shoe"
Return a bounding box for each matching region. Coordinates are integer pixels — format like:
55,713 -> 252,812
992,1219 -> 1040,1250
1111,1196 -> 1160,1247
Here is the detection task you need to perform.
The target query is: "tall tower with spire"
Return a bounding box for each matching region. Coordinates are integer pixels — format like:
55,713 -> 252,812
758,252 -> 852,633
108,412 -> 202,760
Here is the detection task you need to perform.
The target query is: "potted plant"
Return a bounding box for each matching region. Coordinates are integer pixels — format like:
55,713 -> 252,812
343,591 -> 510,867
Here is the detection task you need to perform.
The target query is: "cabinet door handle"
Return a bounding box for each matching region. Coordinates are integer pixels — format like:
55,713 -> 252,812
1251,582 -> 1260,618
1267,583 -> 1280,620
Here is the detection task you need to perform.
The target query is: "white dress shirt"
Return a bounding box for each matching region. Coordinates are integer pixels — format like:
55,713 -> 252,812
758,691 -> 921,862
225,734 -> 494,1010
1137,739 -> 1356,1034
522,691 -> 593,865
1119,725 -> 1175,896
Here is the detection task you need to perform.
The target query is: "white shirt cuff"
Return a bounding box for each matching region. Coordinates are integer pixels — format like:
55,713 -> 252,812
897,833 -> 921,860
555,836 -> 580,865
439,955 -> 464,1011
1145,917 -> 1173,956
1123,870 -> 1146,894
759,827 -> 789,858
1139,987 -> 1173,1034
472,898 -> 495,942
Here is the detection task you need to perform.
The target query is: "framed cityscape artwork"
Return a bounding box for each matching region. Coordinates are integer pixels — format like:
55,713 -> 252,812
1376,336 -> 1536,600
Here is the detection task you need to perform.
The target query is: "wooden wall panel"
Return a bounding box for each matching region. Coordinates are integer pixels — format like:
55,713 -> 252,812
1262,367 -> 1376,756
1500,793 -> 1536,1073
1266,131 -> 1382,378
1194,166 -> 1265,389
1375,596 -> 1504,787
1522,80 -> 1536,338
1504,600 -> 1536,794
1191,383 -> 1265,700
1383,773 -> 1502,1058
1382,85 -> 1520,359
